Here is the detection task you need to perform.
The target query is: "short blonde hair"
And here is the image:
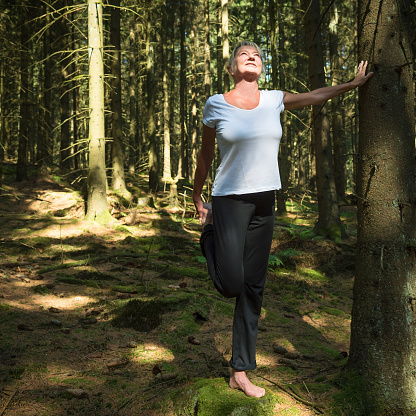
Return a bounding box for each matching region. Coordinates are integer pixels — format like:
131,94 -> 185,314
227,41 -> 265,77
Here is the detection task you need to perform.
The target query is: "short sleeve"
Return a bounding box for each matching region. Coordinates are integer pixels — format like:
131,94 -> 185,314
202,96 -> 216,128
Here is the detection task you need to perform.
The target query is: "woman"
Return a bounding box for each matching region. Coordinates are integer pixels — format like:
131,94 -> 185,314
193,41 -> 372,398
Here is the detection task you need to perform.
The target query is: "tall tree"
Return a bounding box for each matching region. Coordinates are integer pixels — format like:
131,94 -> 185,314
304,0 -> 344,240
347,0 -> 416,414
161,0 -> 172,182
329,1 -> 347,202
203,0 -> 211,101
110,0 -> 130,197
85,0 -> 111,222
16,1 -> 31,182
59,0 -> 72,171
179,0 -> 188,179
221,0 -> 230,93
146,0 -> 158,192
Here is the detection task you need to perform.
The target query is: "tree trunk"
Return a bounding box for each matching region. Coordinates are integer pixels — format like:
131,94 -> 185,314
179,0 -> 187,180
161,0 -> 172,182
110,0 -> 130,198
276,11 -> 289,216
59,2 -> 72,171
146,3 -> 158,192
128,13 -> 138,175
221,0 -> 229,93
16,3 -> 30,182
203,0 -> 211,101
39,1 -> 53,167
329,1 -> 347,202
347,0 -> 416,414
304,0 -> 344,240
190,3 -> 199,178
85,0 -> 111,223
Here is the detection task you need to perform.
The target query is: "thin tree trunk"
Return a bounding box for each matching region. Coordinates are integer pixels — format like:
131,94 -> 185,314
128,13 -> 137,175
179,0 -> 187,179
161,1 -> 172,182
276,11 -> 289,216
146,3 -> 158,192
329,1 -> 347,202
221,0 -> 229,93
16,4 -> 29,182
347,0 -> 416,413
85,0 -> 111,223
59,2 -> 71,171
204,0 -> 211,101
110,0 -> 130,197
304,0 -> 344,240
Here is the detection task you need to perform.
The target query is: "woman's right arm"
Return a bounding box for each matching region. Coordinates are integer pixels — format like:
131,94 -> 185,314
192,123 -> 216,223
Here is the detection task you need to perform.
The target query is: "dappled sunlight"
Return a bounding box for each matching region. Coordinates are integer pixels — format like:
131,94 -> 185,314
302,312 -> 350,349
7,293 -> 97,312
131,343 -> 175,365
256,351 -> 280,367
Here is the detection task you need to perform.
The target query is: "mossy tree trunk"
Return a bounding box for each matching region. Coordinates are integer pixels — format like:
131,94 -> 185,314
85,0 -> 112,223
347,0 -> 416,414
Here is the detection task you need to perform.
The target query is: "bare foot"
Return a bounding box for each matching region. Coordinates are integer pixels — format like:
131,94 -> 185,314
202,203 -> 213,227
229,370 -> 265,398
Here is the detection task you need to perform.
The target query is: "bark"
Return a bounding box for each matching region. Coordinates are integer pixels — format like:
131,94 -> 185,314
146,3 -> 158,192
161,1 -> 172,182
179,0 -> 187,179
347,0 -> 416,414
110,0 -> 130,198
190,3 -> 199,178
16,3 -> 30,182
221,0 -> 229,93
39,1 -> 52,167
276,10 -> 289,216
85,0 -> 111,223
128,14 -> 138,175
329,2 -> 347,202
216,0 -> 222,94
59,2 -> 71,171
304,0 -> 344,240
203,0 -> 211,101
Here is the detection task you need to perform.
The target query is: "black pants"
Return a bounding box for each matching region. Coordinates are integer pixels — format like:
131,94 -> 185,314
200,191 -> 275,371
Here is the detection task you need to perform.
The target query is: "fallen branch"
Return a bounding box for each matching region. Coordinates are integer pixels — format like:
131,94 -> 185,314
37,254 -> 143,275
257,375 -> 324,414
0,389 -> 18,416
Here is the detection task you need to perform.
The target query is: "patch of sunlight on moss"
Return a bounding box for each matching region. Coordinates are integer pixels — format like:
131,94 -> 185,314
132,344 -> 174,365
321,307 -> 345,317
298,268 -> 328,282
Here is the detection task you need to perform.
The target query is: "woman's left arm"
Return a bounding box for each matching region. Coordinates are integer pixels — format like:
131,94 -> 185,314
283,61 -> 373,111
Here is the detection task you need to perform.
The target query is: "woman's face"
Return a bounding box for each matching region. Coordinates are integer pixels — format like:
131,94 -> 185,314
231,46 -> 263,79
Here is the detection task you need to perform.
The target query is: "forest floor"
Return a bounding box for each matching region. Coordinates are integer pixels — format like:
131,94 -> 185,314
0,167 -> 360,416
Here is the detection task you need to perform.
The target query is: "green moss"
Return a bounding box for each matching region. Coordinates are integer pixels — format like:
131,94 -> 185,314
330,369 -> 366,416
33,285 -> 51,295
171,378 -> 278,416
298,268 -> 328,282
164,265 -> 207,280
321,307 -> 345,317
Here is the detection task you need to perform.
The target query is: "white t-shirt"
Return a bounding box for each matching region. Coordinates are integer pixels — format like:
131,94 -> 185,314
202,90 -> 284,196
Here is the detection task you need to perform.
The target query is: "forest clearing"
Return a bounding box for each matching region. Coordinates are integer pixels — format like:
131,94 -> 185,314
1,168 -> 359,416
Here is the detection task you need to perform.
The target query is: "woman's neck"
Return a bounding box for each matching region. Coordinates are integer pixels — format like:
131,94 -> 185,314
233,79 -> 259,94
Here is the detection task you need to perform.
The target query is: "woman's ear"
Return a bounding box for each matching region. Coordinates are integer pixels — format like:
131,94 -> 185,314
226,65 -> 234,76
